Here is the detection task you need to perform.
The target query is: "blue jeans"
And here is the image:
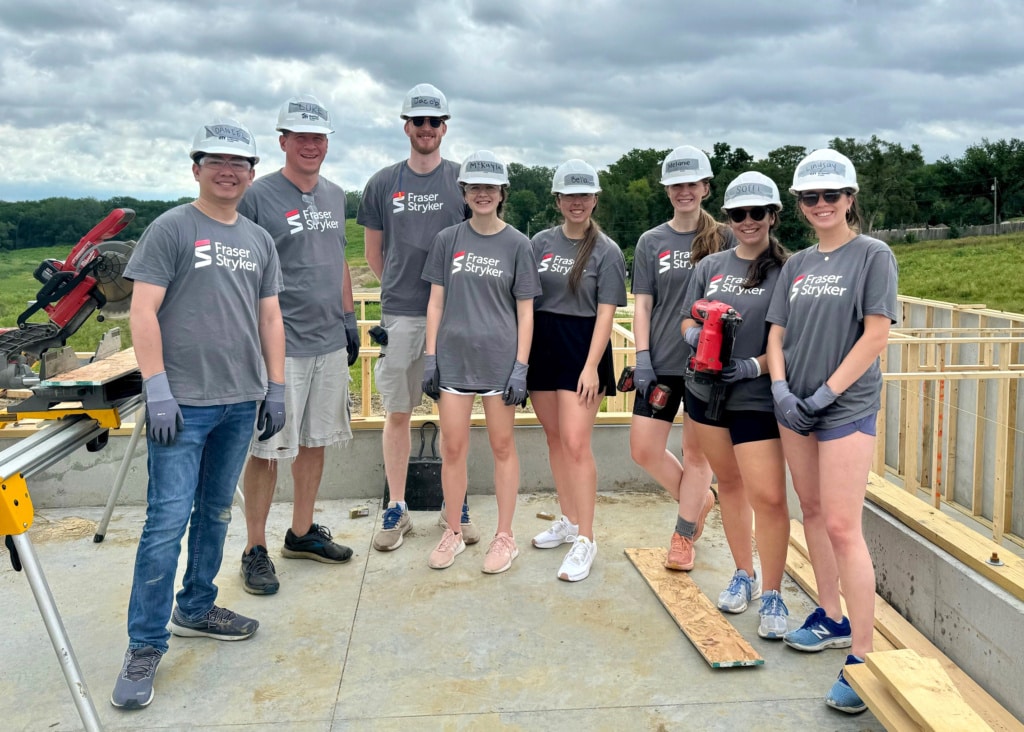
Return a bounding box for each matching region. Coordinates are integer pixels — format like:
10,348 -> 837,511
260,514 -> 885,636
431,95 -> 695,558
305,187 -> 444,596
127,401 -> 257,653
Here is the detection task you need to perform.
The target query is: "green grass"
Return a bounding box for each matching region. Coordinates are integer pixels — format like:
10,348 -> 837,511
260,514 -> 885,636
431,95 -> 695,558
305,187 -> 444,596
890,233 -> 1024,314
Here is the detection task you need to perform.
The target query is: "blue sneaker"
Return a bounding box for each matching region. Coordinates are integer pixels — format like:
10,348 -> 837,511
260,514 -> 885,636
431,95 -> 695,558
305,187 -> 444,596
717,569 -> 761,613
757,590 -> 790,639
783,606 -> 852,652
825,655 -> 867,714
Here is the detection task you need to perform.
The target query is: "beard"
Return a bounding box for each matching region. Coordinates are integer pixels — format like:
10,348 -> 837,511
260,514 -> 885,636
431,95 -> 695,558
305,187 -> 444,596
410,132 -> 442,155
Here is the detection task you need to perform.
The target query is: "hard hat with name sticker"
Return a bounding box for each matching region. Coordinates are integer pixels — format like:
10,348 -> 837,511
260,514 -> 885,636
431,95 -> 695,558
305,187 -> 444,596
722,171 -> 782,211
551,159 -> 601,194
190,118 -> 259,163
790,149 -> 859,193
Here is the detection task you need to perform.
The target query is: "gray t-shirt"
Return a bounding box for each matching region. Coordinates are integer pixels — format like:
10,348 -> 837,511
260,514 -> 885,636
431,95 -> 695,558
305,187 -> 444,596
422,221 -> 541,390
681,249 -> 782,411
357,159 -> 465,316
124,204 -> 283,407
531,226 -> 627,316
766,234 -> 898,428
238,170 -> 347,357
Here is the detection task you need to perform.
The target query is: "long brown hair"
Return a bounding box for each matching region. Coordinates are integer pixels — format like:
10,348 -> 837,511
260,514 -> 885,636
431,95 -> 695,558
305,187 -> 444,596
741,209 -> 789,288
690,208 -> 729,265
568,218 -> 603,294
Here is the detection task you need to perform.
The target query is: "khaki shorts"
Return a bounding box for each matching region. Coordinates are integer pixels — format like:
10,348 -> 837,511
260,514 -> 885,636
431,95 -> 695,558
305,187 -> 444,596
250,349 -> 352,460
374,313 -> 426,414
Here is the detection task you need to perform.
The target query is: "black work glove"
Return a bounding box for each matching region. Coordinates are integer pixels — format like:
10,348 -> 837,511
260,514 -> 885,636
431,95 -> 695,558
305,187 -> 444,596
721,357 -> 761,384
257,381 -> 286,441
144,372 -> 184,446
771,380 -> 813,433
343,312 -> 359,367
634,350 -> 656,398
503,361 -> 529,406
422,354 -> 440,401
368,325 -> 389,346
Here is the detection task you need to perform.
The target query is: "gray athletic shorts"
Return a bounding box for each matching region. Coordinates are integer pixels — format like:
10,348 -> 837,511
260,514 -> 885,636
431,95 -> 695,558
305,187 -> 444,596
250,349 -> 352,460
374,313 -> 426,413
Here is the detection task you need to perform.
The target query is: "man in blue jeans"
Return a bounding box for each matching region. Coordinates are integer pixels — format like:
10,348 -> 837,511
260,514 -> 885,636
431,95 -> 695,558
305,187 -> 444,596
110,117 -> 286,711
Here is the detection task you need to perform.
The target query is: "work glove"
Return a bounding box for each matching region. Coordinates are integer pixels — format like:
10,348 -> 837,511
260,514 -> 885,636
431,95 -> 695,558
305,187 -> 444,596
503,360 -> 529,407
683,326 -> 702,350
343,312 -> 359,366
422,354 -> 441,401
634,350 -> 657,398
721,357 -> 761,384
368,325 -> 389,346
771,380 -> 813,433
802,383 -> 840,414
257,381 -> 286,441
144,371 -> 184,446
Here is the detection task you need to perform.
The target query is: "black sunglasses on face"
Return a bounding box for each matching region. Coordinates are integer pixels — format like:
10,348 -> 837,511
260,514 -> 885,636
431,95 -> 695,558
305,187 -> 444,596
411,116 -> 444,128
728,206 -> 769,223
798,190 -> 845,206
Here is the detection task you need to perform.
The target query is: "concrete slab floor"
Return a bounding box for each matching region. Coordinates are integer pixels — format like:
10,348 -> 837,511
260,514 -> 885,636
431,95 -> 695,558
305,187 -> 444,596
1,492 -> 883,732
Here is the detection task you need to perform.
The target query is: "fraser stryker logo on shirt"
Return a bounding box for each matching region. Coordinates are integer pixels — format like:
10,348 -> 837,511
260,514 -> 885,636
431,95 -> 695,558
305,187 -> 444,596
658,250 -> 693,274
790,273 -> 847,301
451,250 -> 503,277
392,191 -> 445,214
705,273 -> 766,297
194,239 -> 257,271
538,253 -> 573,275
285,206 -> 340,235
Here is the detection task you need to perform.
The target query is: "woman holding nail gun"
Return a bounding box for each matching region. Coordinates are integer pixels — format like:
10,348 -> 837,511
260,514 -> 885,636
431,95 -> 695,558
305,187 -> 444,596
680,172 -> 791,640
629,145 -> 733,574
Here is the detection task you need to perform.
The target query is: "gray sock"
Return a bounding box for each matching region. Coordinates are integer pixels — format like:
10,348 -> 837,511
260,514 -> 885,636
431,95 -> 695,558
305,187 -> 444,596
675,516 -> 696,538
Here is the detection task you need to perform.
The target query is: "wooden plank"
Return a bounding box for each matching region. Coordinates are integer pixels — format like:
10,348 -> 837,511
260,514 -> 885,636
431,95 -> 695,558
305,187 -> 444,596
624,547 -> 763,668
38,347 -> 137,386
946,311 -> 961,502
844,661 -> 921,732
867,649 -> 992,731
791,520 -> 1024,732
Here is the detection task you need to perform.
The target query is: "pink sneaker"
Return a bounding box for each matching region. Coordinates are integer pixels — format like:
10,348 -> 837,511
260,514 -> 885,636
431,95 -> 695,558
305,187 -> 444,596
482,532 -> 519,574
694,488 -> 716,542
428,528 -> 465,569
664,532 -> 695,571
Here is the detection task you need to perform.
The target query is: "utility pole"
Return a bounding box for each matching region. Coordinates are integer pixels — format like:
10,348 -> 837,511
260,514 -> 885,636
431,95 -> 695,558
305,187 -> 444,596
992,178 -> 998,235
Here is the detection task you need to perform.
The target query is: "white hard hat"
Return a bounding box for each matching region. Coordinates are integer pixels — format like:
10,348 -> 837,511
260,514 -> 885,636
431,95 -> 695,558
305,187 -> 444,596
722,172 -> 782,211
790,149 -> 859,193
190,118 -> 259,164
276,94 -> 333,134
401,83 -> 450,120
660,145 -> 713,185
458,150 -> 509,185
551,159 -> 601,194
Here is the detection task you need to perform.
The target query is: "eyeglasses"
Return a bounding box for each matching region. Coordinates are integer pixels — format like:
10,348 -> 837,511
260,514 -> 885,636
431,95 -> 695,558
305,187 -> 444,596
727,206 -> 769,223
410,116 -> 444,128
199,156 -> 252,171
798,190 -> 845,206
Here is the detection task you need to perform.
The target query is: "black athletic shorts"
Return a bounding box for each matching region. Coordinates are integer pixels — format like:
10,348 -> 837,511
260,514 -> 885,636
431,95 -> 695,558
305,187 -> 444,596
631,374 -> 686,423
683,388 -> 780,445
528,311 -> 616,395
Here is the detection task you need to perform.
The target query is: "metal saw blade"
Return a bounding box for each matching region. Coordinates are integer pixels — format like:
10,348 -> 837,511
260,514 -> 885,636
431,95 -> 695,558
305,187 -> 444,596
90,239 -> 135,319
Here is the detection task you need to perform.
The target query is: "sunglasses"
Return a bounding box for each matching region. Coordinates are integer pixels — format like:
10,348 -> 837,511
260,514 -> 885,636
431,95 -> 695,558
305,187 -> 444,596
798,190 -> 846,206
727,206 -> 769,223
410,116 -> 444,128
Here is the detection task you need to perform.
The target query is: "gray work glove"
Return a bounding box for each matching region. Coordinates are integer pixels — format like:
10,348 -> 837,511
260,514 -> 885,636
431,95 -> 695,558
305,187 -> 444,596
144,372 -> 184,446
343,312 -> 359,367
802,383 -> 840,414
722,357 -> 761,384
772,380 -> 813,433
503,360 -> 529,407
257,381 -> 286,441
634,350 -> 657,398
422,354 -> 440,401
683,325 -> 702,350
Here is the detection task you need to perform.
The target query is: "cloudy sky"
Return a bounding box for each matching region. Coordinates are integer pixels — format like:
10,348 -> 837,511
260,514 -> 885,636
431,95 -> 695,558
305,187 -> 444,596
1,0 -> 1022,202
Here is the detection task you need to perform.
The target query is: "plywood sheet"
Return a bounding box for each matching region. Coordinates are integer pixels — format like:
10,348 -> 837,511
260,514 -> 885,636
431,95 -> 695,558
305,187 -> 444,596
624,547 -> 763,668
39,348 -> 137,386
844,661 -> 921,731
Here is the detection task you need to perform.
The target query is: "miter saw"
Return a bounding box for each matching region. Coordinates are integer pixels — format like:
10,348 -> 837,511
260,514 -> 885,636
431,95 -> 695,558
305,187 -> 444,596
0,208 -> 136,389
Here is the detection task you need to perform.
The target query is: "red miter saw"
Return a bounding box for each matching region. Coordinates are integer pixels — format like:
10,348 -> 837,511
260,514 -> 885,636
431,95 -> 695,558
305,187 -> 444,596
0,208 -> 136,389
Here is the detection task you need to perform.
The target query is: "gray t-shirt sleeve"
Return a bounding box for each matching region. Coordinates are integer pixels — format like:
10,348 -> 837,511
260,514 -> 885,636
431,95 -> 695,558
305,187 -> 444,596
596,235 -> 628,307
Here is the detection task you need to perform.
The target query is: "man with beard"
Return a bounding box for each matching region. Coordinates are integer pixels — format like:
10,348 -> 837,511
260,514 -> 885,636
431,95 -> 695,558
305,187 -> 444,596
357,83 -> 478,552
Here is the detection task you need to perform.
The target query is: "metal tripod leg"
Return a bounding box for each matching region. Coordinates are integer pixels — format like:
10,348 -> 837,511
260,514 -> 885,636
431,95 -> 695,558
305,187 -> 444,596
94,409 -> 145,543
94,406 -> 247,543
13,532 -> 102,732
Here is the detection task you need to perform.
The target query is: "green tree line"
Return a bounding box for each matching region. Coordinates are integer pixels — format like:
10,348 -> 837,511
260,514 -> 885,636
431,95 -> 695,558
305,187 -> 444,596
3,137 -> 1021,258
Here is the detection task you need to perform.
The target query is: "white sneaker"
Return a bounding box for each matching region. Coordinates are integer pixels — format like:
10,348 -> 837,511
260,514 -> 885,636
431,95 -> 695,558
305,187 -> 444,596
532,515 -> 579,549
558,536 -> 596,582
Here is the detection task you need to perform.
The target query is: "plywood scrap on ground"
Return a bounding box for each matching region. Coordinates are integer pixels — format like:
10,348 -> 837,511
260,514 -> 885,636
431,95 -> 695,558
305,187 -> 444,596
624,547 -> 763,668
39,347 -> 138,387
843,661 -> 920,731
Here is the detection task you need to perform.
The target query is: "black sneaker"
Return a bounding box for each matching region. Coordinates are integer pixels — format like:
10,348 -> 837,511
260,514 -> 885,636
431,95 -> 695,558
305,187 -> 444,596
241,545 -> 280,595
168,605 -> 259,641
282,523 -> 353,564
110,645 -> 161,709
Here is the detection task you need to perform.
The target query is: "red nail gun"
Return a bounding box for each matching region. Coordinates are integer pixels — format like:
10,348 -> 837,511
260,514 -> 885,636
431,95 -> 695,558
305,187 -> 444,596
687,298 -> 742,421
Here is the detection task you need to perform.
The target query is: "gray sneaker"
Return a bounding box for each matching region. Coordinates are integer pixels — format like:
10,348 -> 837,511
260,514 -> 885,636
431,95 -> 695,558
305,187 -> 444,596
757,590 -> 790,639
437,500 -> 480,545
240,544 -> 280,595
110,645 -> 161,709
373,502 -> 413,551
717,569 -> 761,613
169,605 -> 259,641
